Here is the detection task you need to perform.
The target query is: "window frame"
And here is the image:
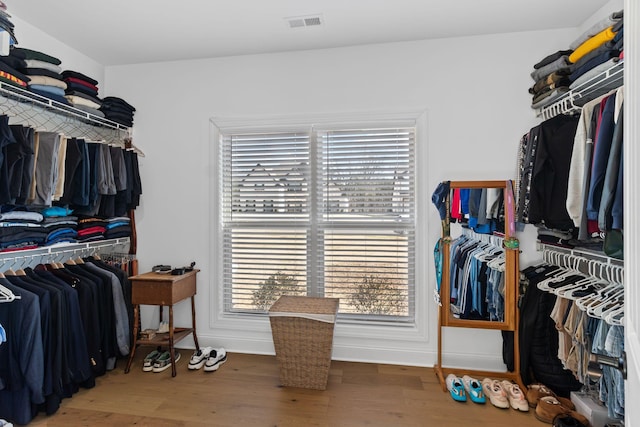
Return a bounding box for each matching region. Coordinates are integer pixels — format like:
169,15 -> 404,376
210,111 -> 427,332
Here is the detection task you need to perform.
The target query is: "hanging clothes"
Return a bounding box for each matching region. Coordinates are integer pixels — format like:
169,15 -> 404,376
0,257 -> 133,425
448,231 -> 506,321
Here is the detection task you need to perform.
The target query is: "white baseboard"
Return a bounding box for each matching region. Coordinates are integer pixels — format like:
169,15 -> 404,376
174,331 -> 507,371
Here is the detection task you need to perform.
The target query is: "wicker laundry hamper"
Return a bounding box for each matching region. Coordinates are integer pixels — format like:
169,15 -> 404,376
269,296 -> 339,390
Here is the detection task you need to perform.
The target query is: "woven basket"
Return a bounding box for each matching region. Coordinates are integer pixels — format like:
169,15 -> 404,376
269,296 -> 339,390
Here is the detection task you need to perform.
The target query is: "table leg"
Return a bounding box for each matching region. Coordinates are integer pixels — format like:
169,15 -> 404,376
169,305 -> 176,377
125,304 -> 139,373
191,296 -> 199,350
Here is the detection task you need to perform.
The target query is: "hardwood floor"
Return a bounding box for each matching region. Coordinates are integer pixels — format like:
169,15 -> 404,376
30,352 -> 546,426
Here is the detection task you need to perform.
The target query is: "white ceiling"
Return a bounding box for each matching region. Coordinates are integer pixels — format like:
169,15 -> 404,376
7,0 -> 613,66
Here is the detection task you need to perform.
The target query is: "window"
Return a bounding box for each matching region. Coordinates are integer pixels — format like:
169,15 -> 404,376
219,122 -> 415,322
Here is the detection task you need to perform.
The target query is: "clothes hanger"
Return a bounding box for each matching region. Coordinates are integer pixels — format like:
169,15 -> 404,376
552,260 -> 600,297
604,306 -> 624,326
73,249 -> 85,265
0,283 -> 19,302
557,276 -> 602,300
537,265 -> 577,291
14,256 -> 28,276
586,287 -> 624,318
589,295 -> 623,319
3,257 -> 18,276
575,282 -> 620,311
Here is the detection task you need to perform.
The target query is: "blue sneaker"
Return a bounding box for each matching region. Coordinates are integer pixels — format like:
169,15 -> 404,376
462,375 -> 486,404
446,374 -> 467,402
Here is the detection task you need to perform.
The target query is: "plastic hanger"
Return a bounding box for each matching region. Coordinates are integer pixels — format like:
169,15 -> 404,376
586,287 -> 624,318
0,283 -> 19,302
604,306 -> 624,326
558,277 -> 602,300
537,266 -> 576,291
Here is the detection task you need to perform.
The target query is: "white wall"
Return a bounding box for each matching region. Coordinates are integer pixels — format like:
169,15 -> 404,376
10,16 -> 105,87
103,27 -> 580,369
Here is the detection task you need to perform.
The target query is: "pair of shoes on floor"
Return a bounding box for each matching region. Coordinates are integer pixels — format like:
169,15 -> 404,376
526,383 -> 575,410
142,349 -> 163,372
188,347 -> 227,372
481,378 -> 528,411
445,374 -> 485,403
147,350 -> 180,372
535,396 -> 589,425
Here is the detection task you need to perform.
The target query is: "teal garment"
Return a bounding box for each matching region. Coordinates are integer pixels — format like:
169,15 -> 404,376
434,239 -> 443,291
41,206 -> 73,218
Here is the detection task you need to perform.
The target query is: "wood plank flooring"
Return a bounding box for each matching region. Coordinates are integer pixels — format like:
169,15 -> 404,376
30,352 -> 546,426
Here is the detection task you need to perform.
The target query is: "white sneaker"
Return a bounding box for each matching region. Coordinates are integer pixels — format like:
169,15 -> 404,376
188,346 -> 213,370
501,380 -> 529,411
203,348 -> 227,372
157,321 -> 169,334
481,378 -> 509,409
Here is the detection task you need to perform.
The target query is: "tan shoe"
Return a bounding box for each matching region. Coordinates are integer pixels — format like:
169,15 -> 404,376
501,380 -> 529,412
481,378 -> 509,409
526,383 -> 576,410
534,396 -> 589,425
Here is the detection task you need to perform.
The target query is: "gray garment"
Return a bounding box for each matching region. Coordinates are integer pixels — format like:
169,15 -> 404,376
84,262 -> 130,356
52,135 -> 67,201
569,10 -> 623,50
0,211 -> 43,221
73,103 -> 105,118
97,143 -> 116,195
598,105 -> 623,231
487,188 -> 502,219
530,55 -> 571,82
477,188 -> 488,225
32,132 -> 60,207
109,147 -> 127,191
531,87 -> 570,109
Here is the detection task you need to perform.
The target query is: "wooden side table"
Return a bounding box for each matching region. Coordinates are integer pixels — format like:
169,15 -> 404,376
124,269 -> 200,377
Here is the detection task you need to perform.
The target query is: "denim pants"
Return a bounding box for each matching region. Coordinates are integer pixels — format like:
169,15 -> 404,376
600,325 -> 624,419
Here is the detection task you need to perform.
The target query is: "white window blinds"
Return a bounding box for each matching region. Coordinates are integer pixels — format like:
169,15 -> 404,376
220,124 -> 415,321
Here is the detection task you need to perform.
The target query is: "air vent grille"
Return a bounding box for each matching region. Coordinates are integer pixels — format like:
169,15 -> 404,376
286,14 -> 323,29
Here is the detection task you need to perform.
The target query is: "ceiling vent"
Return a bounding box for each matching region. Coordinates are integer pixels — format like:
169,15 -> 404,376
286,14 -> 323,29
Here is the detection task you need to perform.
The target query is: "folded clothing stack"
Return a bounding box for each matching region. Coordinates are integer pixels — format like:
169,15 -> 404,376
0,53 -> 29,88
0,8 -> 27,88
9,47 -> 68,104
0,5 -> 17,46
76,216 -> 107,242
62,70 -> 104,117
104,216 -> 131,239
528,10 -> 623,110
100,96 -> 135,127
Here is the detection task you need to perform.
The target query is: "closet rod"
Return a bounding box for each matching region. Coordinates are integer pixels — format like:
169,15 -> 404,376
460,226 -> 504,247
537,242 -> 624,267
0,237 -> 131,268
